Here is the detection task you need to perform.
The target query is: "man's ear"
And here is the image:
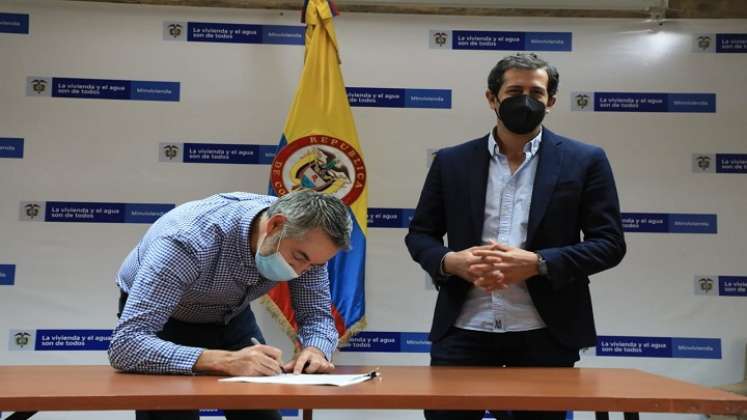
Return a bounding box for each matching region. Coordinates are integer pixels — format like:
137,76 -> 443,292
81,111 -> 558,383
265,214 -> 287,236
546,95 -> 557,110
485,89 -> 498,112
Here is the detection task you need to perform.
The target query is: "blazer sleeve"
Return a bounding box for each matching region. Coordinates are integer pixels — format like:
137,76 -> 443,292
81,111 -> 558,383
540,148 -> 627,290
405,151 -> 452,285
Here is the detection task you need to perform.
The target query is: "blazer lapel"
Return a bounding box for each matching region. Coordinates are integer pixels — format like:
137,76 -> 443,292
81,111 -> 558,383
526,129 -> 563,248
468,135 -> 491,243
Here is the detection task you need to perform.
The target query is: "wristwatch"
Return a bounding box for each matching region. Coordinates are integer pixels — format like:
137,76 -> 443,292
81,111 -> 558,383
536,252 -> 549,277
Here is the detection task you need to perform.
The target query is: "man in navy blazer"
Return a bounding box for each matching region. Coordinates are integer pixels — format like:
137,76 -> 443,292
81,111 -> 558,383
405,53 -> 626,420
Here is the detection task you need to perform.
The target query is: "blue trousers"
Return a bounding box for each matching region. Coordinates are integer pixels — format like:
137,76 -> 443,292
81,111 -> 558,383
118,291 -> 282,420
424,327 -> 579,420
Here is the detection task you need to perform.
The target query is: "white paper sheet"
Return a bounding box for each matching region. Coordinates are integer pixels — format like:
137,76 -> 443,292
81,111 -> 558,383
219,371 -> 379,387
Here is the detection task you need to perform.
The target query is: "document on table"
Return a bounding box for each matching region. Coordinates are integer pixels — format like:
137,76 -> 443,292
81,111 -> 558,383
219,370 -> 379,387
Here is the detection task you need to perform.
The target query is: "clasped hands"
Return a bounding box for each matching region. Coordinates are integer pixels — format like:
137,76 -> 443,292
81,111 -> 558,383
442,241 -> 539,292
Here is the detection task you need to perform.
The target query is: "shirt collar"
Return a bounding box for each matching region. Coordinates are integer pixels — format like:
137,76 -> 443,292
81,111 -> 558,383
488,127 -> 543,158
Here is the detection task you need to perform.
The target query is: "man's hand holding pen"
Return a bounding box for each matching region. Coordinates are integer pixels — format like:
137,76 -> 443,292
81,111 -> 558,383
249,337 -> 334,376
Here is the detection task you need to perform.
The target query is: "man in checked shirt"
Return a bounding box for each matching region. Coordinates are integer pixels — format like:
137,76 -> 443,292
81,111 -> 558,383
108,190 -> 351,420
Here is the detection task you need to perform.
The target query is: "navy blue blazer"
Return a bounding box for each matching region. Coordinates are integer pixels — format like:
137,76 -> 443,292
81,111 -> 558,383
405,128 -> 626,350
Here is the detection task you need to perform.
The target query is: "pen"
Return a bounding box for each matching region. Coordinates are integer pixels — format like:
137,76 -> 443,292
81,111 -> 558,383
251,337 -> 286,373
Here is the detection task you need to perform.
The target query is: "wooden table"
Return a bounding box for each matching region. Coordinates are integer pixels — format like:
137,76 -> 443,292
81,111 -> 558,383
1,365 -> 746,420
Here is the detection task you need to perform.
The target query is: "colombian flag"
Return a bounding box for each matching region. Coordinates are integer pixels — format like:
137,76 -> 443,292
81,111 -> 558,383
264,0 -> 366,347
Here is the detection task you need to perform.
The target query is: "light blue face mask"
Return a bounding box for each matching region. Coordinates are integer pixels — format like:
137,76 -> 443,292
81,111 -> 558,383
255,229 -> 299,282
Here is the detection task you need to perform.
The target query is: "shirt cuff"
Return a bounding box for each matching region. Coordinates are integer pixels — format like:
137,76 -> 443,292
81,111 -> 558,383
438,253 -> 448,277
172,346 -> 203,375
301,335 -> 337,361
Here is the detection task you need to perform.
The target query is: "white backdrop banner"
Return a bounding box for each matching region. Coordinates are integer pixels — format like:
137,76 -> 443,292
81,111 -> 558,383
1,1 -> 746,419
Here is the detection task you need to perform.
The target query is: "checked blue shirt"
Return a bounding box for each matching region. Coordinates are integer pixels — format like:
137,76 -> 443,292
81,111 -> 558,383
108,192 -> 338,374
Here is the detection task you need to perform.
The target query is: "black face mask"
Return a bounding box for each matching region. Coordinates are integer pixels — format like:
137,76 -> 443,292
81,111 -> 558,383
495,94 -> 546,135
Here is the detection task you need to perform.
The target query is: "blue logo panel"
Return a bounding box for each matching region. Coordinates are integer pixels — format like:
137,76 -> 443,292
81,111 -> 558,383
716,34 -> 747,53
339,331 -> 431,353
594,92 -> 715,113
0,265 -> 15,286
404,89 -> 451,109
44,202 -> 173,223
668,213 -> 717,234
621,213 -> 669,233
597,336 -> 721,359
524,32 -> 572,51
347,87 -> 451,109
668,94 -> 716,113
186,22 -> 303,45
595,92 -> 668,112
188,22 -> 262,43
671,338 -> 722,359
31,77 -> 179,101
716,154 -> 747,173
0,13 -> 29,34
165,143 -> 276,165
184,143 -> 261,164
45,77 -> 180,102
347,87 -> 404,108
0,138 -> 23,158
450,30 -> 571,51
261,25 -> 304,45
622,213 -> 716,234
401,209 -> 415,225
35,329 -> 112,351
719,276 -> 747,297
130,81 -> 180,101
45,202 -> 125,223
400,332 -> 431,353
124,204 -> 175,223
340,331 -> 401,352
453,30 -> 523,50
597,336 -> 672,357
368,208 -> 413,228
52,78 -> 130,100
258,145 -> 277,164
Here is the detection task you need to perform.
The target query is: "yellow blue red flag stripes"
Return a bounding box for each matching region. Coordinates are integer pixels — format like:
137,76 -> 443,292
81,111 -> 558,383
263,0 -> 367,347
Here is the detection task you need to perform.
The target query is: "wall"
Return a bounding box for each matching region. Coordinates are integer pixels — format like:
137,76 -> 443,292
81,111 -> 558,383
1,1 -> 746,419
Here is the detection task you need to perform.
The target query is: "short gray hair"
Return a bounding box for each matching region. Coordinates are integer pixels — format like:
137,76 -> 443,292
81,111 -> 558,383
267,190 -> 352,250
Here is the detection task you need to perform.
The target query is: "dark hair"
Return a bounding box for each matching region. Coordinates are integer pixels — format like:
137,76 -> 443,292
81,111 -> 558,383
487,53 -> 559,97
